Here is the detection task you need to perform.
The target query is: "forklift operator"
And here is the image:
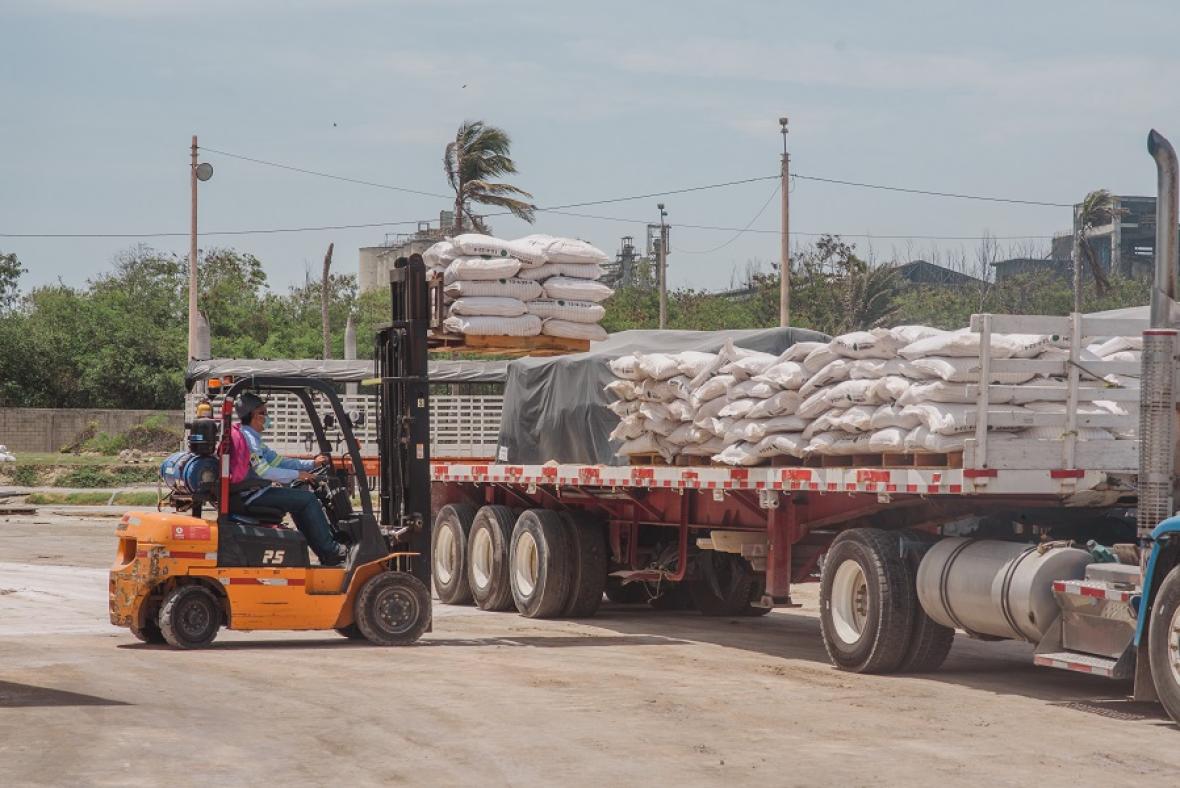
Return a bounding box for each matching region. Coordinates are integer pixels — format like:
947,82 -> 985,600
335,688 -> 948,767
234,393 -> 349,566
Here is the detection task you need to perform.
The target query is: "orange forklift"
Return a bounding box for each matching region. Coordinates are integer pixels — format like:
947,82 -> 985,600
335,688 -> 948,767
109,257 -> 434,648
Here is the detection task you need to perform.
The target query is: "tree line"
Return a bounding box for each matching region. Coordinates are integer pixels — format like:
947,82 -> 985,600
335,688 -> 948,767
0,234 -> 1149,411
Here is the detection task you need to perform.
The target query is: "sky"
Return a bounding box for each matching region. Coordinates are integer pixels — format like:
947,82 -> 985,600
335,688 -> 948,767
3,0 -> 1180,295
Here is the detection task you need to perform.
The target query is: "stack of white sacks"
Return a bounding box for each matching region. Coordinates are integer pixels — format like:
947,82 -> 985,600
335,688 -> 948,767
423,233 -> 614,342
606,326 -> 1139,465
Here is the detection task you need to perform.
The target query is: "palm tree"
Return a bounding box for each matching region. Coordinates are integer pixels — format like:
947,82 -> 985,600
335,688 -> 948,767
444,120 -> 536,233
1072,189 -> 1124,308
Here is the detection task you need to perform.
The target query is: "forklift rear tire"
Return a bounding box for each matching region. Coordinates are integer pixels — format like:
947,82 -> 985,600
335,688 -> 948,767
354,571 -> 431,646
130,619 -> 166,644
510,509 -> 572,619
560,510 -> 607,618
689,551 -> 756,616
1147,564 -> 1180,724
158,584 -> 221,649
334,624 -> 366,640
433,503 -> 477,605
467,506 -> 517,611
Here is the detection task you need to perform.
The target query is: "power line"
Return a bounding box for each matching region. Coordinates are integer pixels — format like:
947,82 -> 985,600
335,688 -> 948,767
200,147 -> 453,199
792,172 -> 1071,207
0,219 -> 428,239
674,184 -> 781,255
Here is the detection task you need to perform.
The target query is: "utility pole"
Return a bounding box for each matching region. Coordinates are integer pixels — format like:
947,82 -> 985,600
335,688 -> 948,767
779,117 -> 790,327
188,135 -> 199,361
657,202 -> 669,329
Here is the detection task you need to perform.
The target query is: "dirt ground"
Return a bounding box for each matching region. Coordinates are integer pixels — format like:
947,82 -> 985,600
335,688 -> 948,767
1,508 -> 1178,787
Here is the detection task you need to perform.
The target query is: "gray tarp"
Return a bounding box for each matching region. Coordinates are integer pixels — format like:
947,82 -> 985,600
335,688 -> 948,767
185,358 -> 509,388
496,327 -> 829,466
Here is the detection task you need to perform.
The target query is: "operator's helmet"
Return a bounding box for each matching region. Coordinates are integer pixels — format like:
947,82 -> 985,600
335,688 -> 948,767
234,392 -> 266,423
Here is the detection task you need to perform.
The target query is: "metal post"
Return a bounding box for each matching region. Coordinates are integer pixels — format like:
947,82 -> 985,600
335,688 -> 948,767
779,117 -> 790,327
658,203 -> 668,329
188,135 -> 199,361
1148,130 -> 1179,327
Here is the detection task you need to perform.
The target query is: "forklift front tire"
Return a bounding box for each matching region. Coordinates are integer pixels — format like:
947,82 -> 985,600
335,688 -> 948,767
158,584 -> 221,649
334,624 -> 366,640
354,571 -> 431,646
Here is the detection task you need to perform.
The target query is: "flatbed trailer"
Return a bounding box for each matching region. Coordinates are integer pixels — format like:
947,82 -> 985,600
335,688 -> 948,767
426,130 -> 1180,723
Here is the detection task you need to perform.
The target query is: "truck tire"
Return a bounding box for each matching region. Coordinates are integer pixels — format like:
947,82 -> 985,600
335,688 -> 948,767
689,551 -> 756,616
560,511 -> 607,618
897,529 -> 954,673
605,576 -> 648,604
467,505 -> 516,611
510,509 -> 572,619
819,528 -> 915,674
1147,564 -> 1180,724
158,584 -> 221,649
354,571 -> 431,646
432,503 -> 477,605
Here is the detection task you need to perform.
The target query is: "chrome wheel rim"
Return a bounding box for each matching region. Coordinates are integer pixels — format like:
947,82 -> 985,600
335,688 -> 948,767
470,528 -> 494,591
435,526 -> 457,585
831,559 -> 869,645
1169,602 -> 1180,689
513,531 -> 539,598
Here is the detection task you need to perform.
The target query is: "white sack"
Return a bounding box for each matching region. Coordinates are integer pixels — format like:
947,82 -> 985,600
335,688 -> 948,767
753,433 -> 808,459
543,319 -> 608,341
803,410 -> 846,441
782,341 -> 828,363
532,235 -> 610,265
526,298 -> 605,324
869,403 -> 922,430
444,278 -> 543,300
803,345 -> 839,374
638,353 -> 683,381
681,437 -> 727,457
807,431 -> 869,456
452,233 -> 516,260
868,427 -> 908,453
909,356 -> 1037,384
747,390 -> 803,419
444,255 -> 522,282
502,236 -> 550,267
899,329 -> 1057,360
543,277 -> 614,303
519,262 -> 606,280
848,358 -> 927,380
1091,336 -> 1143,357
608,399 -> 640,417
798,389 -> 834,419
890,325 -> 948,346
712,442 -> 766,467
693,395 -> 731,426
693,374 -> 738,404
825,379 -> 883,408
609,413 -> 645,441
618,433 -> 673,461
666,398 -> 695,422
754,361 -> 809,390
605,379 -> 639,400
830,328 -> 902,360
720,351 -> 779,380
423,240 -> 457,269
676,351 -> 717,378
610,354 -> 643,380
898,381 -> 1014,405
724,415 -> 808,444
729,379 -> 778,400
799,360 -> 852,397
830,405 -> 877,433
443,314 -> 540,337
448,297 -> 527,317
871,376 -> 912,403
719,398 -> 760,419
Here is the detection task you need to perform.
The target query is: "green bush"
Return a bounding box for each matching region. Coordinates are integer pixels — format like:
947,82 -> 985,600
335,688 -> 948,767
58,465 -> 157,488
11,465 -> 38,487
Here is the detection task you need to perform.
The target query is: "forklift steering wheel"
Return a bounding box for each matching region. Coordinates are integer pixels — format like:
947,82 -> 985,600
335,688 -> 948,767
293,464 -> 330,490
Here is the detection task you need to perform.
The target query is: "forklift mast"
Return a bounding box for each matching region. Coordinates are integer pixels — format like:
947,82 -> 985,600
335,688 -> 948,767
376,253 -> 432,587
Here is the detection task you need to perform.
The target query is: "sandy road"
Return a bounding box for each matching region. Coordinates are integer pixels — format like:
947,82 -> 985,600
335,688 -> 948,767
1,510 -> 1178,787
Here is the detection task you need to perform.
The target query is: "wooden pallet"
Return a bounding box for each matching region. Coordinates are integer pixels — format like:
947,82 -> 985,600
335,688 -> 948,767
429,331 -> 589,357
761,452 -> 965,470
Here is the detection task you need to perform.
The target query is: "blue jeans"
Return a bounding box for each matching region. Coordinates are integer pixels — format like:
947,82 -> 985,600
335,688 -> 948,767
248,486 -> 341,563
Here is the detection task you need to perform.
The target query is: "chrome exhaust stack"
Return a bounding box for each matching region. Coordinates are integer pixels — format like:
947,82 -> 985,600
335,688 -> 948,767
1138,131 -> 1180,540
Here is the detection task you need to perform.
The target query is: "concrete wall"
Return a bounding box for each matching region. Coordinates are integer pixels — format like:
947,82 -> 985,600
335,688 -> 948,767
0,408 -> 183,454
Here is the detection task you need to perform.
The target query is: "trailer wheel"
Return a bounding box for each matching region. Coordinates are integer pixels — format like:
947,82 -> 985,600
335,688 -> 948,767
354,571 -> 431,646
1148,564 -> 1180,724
467,505 -> 516,611
432,503 -> 477,605
605,576 -> 648,605
510,509 -> 572,619
819,529 -> 914,674
158,584 -> 221,649
897,530 -> 954,673
560,511 -> 607,618
689,551 -> 756,616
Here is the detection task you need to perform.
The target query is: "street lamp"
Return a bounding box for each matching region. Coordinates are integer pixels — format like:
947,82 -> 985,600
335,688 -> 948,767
188,136 -> 213,361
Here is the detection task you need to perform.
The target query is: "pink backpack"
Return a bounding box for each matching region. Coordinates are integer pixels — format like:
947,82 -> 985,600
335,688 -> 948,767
227,424 -> 252,485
